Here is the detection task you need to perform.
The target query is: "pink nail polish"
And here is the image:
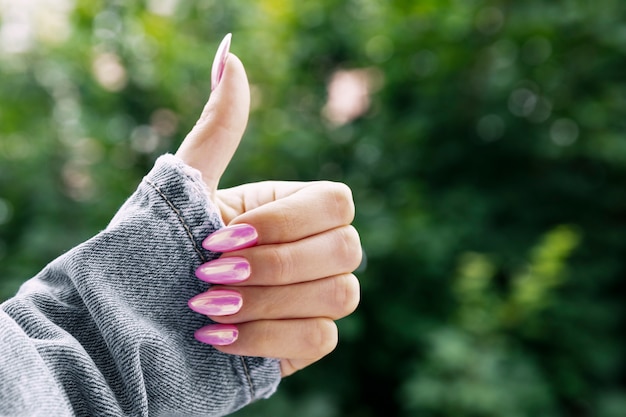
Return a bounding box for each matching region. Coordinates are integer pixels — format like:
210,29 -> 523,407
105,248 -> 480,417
195,324 -> 238,345
202,224 -> 258,252
195,256 -> 251,284
188,289 -> 243,316
211,33 -> 232,91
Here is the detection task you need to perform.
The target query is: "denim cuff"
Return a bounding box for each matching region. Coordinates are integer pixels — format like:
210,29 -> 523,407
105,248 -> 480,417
0,154 -> 281,416
141,154 -> 282,402
132,154 -> 282,408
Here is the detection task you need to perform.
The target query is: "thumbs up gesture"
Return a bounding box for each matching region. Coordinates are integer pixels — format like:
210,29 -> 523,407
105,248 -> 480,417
175,35 -> 361,377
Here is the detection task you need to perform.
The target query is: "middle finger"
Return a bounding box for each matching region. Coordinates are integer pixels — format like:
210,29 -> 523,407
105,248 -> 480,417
195,225 -> 362,286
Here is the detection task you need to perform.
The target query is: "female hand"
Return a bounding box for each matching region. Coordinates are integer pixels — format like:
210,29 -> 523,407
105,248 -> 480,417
175,35 -> 361,377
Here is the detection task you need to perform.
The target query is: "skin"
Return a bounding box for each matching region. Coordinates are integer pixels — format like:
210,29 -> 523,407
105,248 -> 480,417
175,53 -> 362,377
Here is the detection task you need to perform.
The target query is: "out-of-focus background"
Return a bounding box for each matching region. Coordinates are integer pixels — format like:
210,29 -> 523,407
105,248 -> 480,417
1,0 -> 625,415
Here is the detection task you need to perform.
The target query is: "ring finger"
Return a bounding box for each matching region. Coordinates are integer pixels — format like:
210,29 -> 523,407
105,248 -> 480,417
188,273 -> 360,323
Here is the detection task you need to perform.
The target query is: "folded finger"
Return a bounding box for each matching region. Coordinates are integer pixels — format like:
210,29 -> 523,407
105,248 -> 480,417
189,274 -> 360,322
196,318 -> 338,363
196,225 -> 362,286
216,181 -> 355,244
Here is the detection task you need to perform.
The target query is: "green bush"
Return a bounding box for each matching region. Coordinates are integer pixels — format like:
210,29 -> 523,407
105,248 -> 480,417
1,1 -> 624,415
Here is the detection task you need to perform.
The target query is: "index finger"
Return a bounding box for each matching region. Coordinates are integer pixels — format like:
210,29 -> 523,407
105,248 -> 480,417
216,181 -> 355,245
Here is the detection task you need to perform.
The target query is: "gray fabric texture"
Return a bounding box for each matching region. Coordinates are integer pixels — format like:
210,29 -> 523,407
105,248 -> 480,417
0,154 -> 281,416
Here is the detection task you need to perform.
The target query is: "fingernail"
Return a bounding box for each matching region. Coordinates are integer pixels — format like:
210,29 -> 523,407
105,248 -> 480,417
195,324 -> 238,345
202,224 -> 258,252
195,256 -> 251,284
188,289 -> 243,316
211,33 -> 232,91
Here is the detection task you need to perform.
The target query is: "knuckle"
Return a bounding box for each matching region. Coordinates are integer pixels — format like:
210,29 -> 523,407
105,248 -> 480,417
258,320 -> 275,352
325,181 -> 355,224
269,204 -> 296,243
264,245 -> 293,285
330,274 -> 361,318
337,226 -> 363,272
306,318 -> 338,357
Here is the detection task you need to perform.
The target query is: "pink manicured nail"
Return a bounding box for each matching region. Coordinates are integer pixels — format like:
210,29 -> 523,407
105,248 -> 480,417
211,33 -> 232,91
195,256 -> 251,284
188,289 -> 243,316
195,324 -> 238,345
202,224 -> 258,252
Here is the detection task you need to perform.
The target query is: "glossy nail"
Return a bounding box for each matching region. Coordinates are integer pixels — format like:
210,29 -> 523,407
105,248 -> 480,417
188,289 -> 243,316
211,33 -> 232,91
195,324 -> 238,345
202,224 -> 258,252
195,256 -> 251,284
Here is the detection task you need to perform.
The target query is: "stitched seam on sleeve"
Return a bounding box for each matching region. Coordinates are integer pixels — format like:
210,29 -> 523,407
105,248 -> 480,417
240,356 -> 255,399
144,178 -> 207,263
146,177 -> 258,399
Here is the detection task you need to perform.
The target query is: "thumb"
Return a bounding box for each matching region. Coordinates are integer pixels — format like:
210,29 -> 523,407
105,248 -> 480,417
176,34 -> 250,194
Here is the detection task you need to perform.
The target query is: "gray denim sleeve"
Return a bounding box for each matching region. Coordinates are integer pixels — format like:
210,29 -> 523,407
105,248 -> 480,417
0,154 -> 281,417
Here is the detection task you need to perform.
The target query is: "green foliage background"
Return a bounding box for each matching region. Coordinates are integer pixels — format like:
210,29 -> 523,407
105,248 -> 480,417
1,0 -> 625,415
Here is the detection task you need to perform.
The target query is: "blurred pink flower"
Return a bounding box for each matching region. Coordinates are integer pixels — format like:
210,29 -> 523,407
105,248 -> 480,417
322,68 -> 381,127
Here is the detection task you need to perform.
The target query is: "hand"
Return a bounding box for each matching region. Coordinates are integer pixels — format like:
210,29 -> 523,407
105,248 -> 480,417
175,35 -> 361,377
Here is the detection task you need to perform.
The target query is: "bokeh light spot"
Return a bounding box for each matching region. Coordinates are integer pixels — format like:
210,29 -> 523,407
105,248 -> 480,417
92,52 -> 128,92
93,10 -> 122,41
355,142 -> 382,166
528,97 -> 552,123
62,163 -> 95,202
491,39 -> 518,70
475,7 -> 505,35
131,125 -> 160,154
476,114 -> 505,142
150,108 -> 179,138
550,118 -> 579,146
522,36 -> 552,66
413,50 -> 439,78
0,11 -> 34,54
0,198 -> 13,225
366,35 -> 394,63
69,137 -> 104,166
509,88 -> 538,117
147,0 -> 180,17
0,0 -> 74,52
